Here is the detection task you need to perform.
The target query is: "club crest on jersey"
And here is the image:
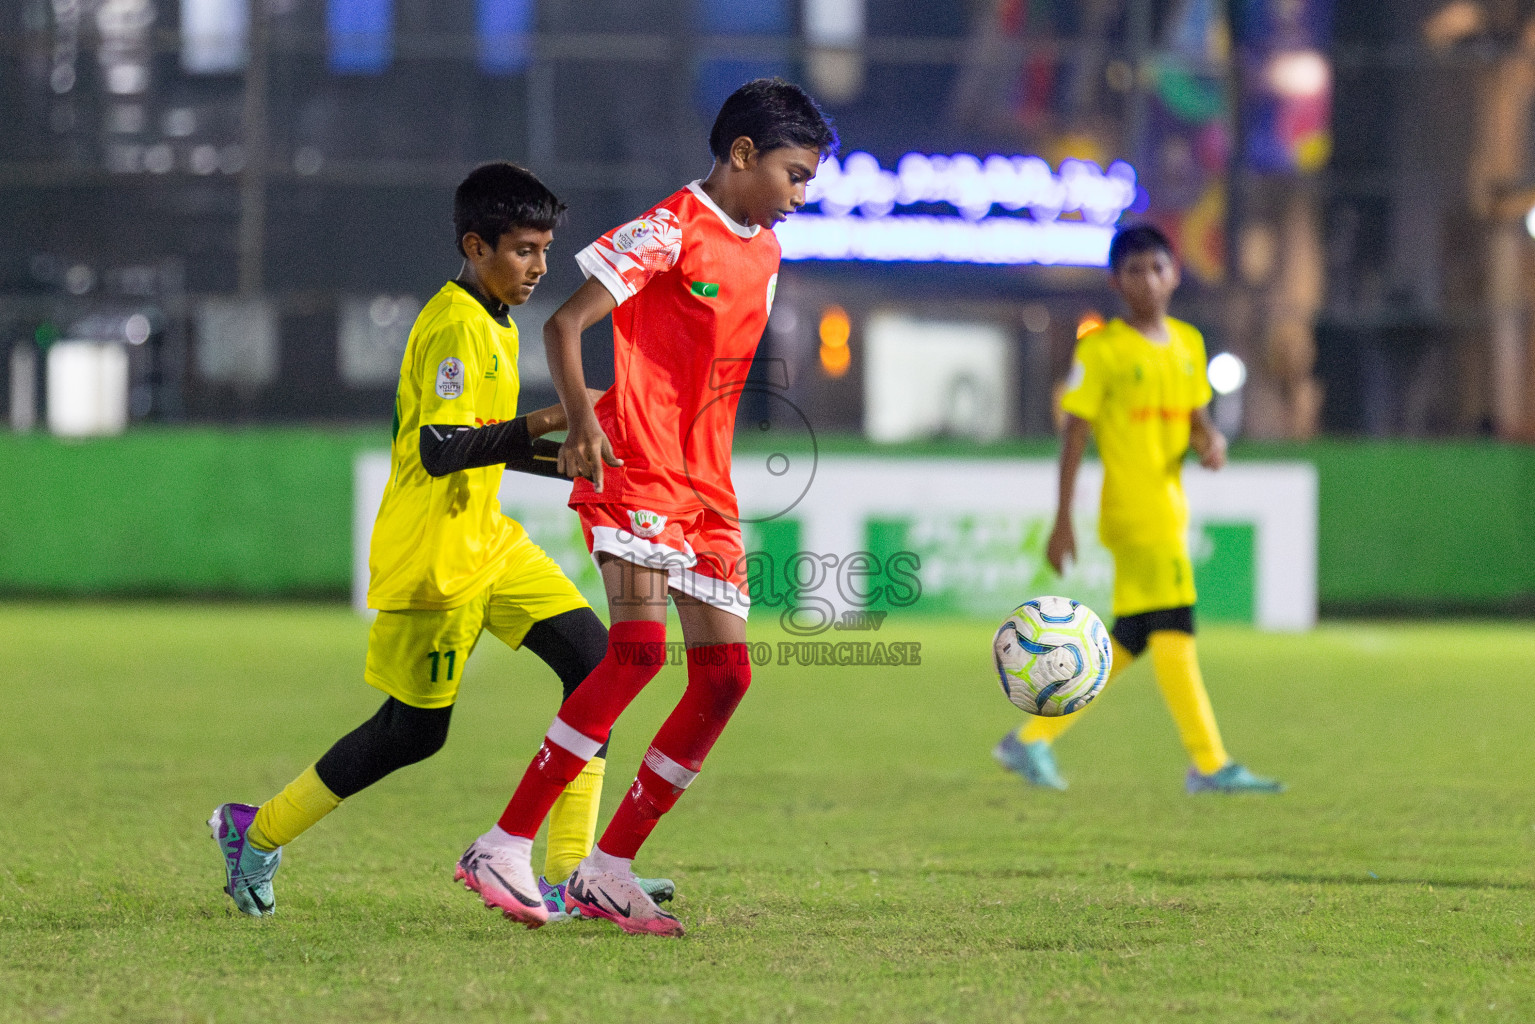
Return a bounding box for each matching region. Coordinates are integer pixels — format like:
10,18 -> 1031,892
627,509 -> 667,539
611,219 -> 654,254
435,357 -> 465,399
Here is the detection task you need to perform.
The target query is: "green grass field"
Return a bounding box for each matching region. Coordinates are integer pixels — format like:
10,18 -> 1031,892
2,604 -> 1533,1023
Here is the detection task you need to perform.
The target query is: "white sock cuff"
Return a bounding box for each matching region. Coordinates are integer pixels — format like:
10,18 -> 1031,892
486,826 -> 534,857
588,846 -> 634,875
546,716 -> 603,761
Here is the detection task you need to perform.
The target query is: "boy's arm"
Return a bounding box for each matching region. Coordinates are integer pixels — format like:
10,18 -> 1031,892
523,388 -> 607,437
420,419 -> 548,478
1046,414 -> 1092,575
545,278 -> 623,491
1189,406 -> 1228,470
419,388 -> 608,479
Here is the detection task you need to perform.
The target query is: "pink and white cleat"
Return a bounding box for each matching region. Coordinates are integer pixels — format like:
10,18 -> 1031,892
454,831 -> 548,930
566,856 -> 685,937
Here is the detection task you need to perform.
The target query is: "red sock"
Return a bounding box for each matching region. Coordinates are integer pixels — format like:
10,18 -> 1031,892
496,619 -> 667,838
599,643 -> 751,858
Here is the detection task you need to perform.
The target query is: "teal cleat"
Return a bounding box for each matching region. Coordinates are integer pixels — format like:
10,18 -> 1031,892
639,876 -> 676,905
1185,763 -> 1285,795
208,803 -> 282,916
992,731 -> 1068,791
538,874 -> 577,923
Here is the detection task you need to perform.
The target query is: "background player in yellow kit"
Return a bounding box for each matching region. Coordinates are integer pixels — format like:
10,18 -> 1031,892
208,162 -> 672,920
994,223 -> 1284,795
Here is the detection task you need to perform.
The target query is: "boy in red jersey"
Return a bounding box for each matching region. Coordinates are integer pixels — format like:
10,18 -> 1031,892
453,79 -> 836,935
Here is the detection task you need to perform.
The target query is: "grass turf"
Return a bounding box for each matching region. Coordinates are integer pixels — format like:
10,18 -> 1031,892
1,604 -> 1533,1022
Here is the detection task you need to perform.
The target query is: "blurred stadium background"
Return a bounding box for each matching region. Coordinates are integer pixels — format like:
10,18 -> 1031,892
0,0 -> 1531,618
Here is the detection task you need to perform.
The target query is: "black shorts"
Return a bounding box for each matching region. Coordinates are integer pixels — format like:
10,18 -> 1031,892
1111,605 -> 1195,658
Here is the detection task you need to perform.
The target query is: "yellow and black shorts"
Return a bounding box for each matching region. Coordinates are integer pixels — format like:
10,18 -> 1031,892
1108,540 -> 1197,620
364,534 -> 590,709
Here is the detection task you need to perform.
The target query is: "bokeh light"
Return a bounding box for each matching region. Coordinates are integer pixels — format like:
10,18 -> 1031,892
1208,352 -> 1248,395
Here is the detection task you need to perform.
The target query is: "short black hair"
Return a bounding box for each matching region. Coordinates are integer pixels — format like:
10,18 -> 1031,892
453,162 -> 565,256
708,78 -> 839,162
1107,222 -> 1175,272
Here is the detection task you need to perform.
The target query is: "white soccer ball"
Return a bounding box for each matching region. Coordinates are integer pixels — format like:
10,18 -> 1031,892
992,596 -> 1112,717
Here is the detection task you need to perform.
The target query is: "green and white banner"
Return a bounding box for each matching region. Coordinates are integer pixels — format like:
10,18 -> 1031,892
355,454 -> 1316,630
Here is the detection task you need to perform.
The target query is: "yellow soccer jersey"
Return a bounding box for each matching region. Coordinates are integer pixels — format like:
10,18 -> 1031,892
1060,317 -> 1212,549
367,281 -> 524,610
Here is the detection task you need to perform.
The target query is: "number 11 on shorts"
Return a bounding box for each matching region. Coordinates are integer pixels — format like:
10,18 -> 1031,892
426,650 -> 457,682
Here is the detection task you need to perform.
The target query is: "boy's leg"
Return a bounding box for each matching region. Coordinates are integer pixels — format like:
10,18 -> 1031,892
475,539 -> 616,887
1129,601 -> 1283,792
1110,544 -> 1230,774
249,698 -> 452,851
492,556 -> 671,850
1145,621 -> 1229,776
253,603 -> 480,847
596,594 -> 748,860
214,702 -> 449,918
1146,622 -> 1281,792
461,525 -> 685,924
1143,620 -> 1282,792
1109,537 -> 1238,780
461,597 -> 664,928
213,601 -> 480,916
567,523 -> 751,936
456,540 -> 669,927
516,607 -> 612,885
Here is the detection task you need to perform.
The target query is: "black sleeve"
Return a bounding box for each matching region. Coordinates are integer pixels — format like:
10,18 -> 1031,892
418,418 -> 566,478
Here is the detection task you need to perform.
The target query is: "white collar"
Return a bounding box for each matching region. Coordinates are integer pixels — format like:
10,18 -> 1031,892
687,180 -> 760,238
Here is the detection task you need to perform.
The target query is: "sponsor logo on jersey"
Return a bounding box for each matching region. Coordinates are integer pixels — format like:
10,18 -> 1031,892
765,273 -> 778,315
628,509 -> 667,539
611,219 -> 654,254
435,357 -> 465,399
689,281 -> 720,298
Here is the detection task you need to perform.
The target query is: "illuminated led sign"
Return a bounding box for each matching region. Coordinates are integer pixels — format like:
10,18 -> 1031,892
778,152 -> 1140,266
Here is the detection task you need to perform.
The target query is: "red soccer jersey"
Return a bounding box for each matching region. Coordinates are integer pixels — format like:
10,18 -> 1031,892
571,181 -> 781,519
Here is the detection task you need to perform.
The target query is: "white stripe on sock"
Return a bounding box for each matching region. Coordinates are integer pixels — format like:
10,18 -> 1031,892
643,746 -> 699,790
546,716 -> 602,761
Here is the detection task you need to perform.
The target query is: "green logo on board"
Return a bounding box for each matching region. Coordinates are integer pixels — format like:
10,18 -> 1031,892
690,281 -> 721,298
862,514 -> 1256,623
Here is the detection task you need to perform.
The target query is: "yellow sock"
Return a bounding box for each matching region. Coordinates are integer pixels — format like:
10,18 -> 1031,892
1019,637 -> 1136,745
542,756 -> 605,884
249,764 -> 342,851
1147,631 -> 1229,775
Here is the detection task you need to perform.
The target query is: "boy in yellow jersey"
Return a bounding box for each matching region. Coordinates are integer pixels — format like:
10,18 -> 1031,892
209,163 -> 673,923
993,223 -> 1283,795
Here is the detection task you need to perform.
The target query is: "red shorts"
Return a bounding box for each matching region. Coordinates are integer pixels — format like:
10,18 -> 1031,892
577,502 -> 750,620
